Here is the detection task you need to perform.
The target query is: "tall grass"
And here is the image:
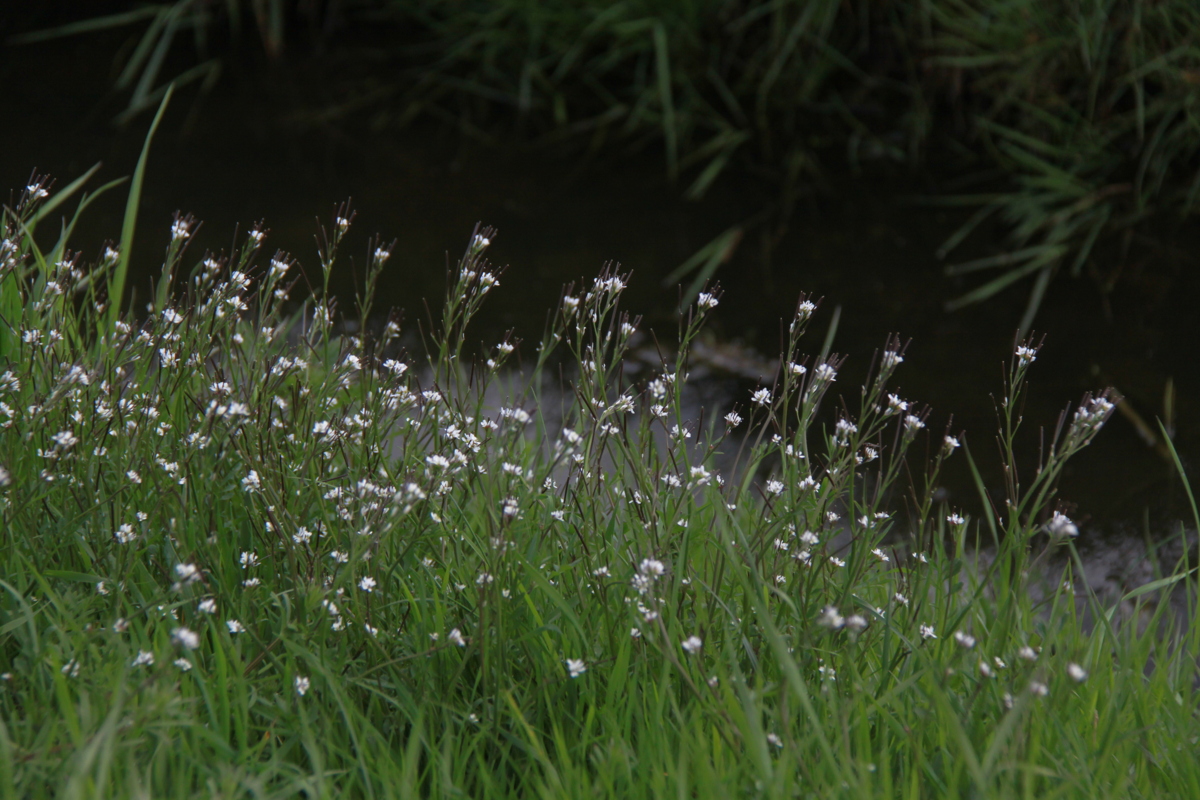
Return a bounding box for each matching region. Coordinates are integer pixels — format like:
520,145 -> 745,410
0,172 -> 1197,797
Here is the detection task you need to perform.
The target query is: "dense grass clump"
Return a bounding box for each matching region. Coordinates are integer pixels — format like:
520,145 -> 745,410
1,180 -> 1198,798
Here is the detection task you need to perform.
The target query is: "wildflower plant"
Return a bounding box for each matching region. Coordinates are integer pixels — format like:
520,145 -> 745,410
0,176 -> 1197,798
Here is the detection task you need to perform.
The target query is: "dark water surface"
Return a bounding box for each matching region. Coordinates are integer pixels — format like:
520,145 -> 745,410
5,29 -> 1198,534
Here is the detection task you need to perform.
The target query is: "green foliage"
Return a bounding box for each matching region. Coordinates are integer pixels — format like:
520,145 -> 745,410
0,172 -> 1197,797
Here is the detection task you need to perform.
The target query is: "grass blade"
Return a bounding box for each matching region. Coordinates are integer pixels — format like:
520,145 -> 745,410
104,83 -> 173,337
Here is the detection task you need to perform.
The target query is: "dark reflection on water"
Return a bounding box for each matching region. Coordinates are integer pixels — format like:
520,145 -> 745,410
5,29 -> 1197,532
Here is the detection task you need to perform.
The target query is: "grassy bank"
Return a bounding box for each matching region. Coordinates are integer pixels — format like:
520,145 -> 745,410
18,0 -> 1200,331
1,177 -> 1198,798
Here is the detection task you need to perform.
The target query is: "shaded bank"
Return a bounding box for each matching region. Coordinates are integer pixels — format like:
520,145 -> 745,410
2,9 -> 1197,528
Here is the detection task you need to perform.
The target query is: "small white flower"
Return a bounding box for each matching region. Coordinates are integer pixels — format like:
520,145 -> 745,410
953,631 -> 976,649
171,627 -> 200,650
51,430 -> 78,450
1067,662 -> 1088,682
765,479 -> 785,495
681,636 -> 703,654
566,658 -> 587,678
919,624 -> 937,640
174,658 -> 192,672
197,598 -> 217,615
724,411 -> 742,427
697,292 -> 719,310
1029,681 -> 1049,697
818,606 -> 845,630
132,650 -> 155,667
1015,345 -> 1038,365
174,563 -> 200,583
751,388 -> 772,406
448,628 -> 466,647
295,675 -> 310,696
359,576 -> 377,592
1046,511 -> 1078,539
1018,646 -> 1038,662
227,620 -> 246,634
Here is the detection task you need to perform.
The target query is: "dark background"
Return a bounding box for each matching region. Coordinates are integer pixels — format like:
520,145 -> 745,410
3,2 -> 1197,530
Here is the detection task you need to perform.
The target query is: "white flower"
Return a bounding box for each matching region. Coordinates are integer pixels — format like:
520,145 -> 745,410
639,559 -> 665,577
171,627 -> 200,650
765,480 -> 785,495
1029,681 -> 1049,697
295,675 -> 310,696
359,576 -> 377,592
197,598 -> 217,615
819,606 -> 845,630
1046,511 -> 1078,539
919,624 -> 937,640
566,658 -> 587,678
132,650 -> 155,667
174,563 -> 200,583
697,292 -> 719,310
724,411 -> 742,427
241,470 -> 262,492
1018,646 -> 1038,662
226,620 -> 246,634
1067,662 -> 1088,682
845,615 -> 868,633
51,430 -> 78,449
681,636 -> 703,654
448,628 -> 467,647
751,388 -> 772,406
1015,345 -> 1038,364
174,658 -> 192,672
953,631 -> 976,649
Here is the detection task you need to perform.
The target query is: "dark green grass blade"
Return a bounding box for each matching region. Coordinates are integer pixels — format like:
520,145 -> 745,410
104,84 -> 173,338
